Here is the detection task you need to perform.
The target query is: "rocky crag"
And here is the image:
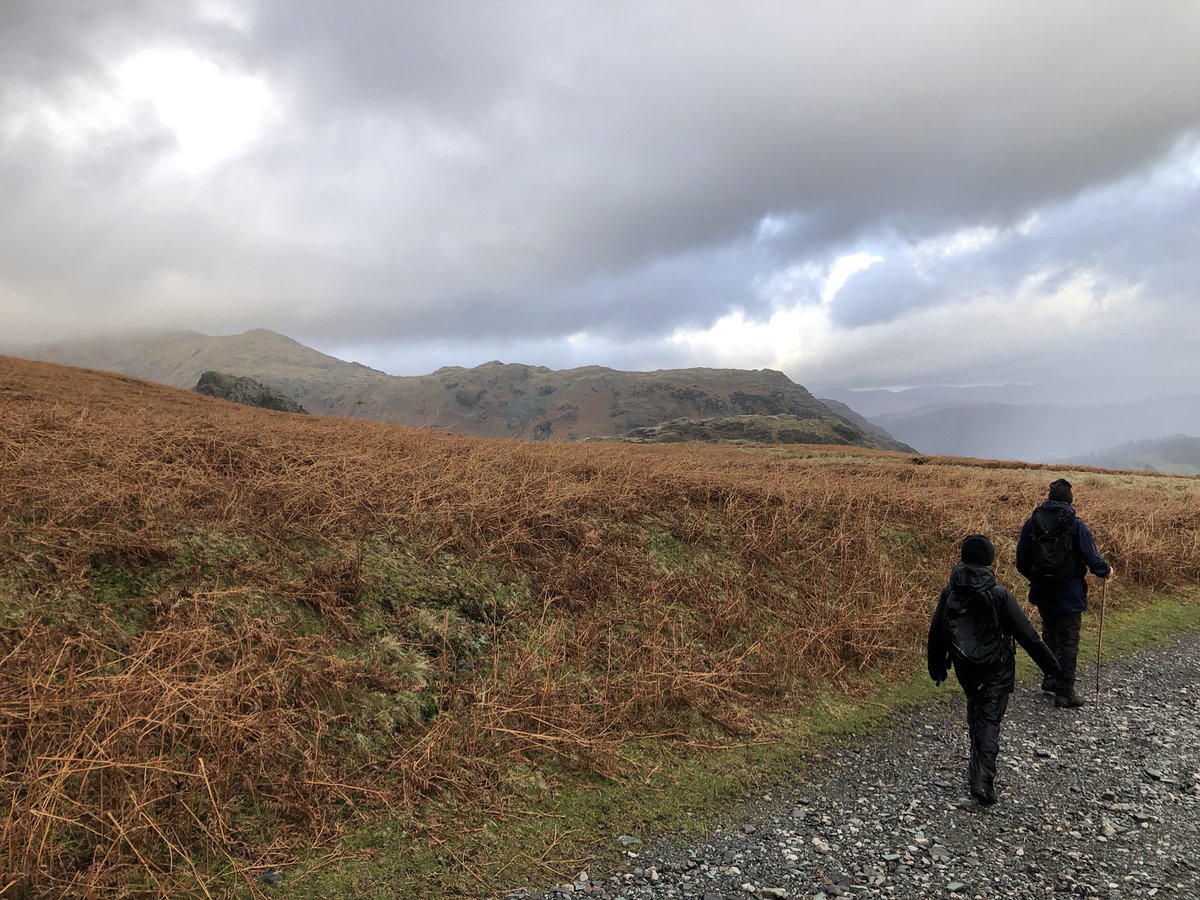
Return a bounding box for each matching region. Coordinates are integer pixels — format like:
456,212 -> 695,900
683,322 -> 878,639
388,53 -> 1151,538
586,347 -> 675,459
194,370 -> 307,413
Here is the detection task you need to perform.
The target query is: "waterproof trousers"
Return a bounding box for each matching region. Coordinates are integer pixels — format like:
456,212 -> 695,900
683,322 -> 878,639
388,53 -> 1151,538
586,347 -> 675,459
1040,608 -> 1082,696
966,681 -> 1011,798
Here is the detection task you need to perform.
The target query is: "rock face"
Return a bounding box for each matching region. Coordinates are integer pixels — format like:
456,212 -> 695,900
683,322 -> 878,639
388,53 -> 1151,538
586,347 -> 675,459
194,371 -> 307,414
618,414 -> 915,452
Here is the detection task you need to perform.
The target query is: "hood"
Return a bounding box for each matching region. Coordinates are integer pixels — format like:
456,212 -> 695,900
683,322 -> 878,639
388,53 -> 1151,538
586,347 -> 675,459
950,562 -> 998,596
1034,500 -> 1077,534
1039,499 -> 1077,515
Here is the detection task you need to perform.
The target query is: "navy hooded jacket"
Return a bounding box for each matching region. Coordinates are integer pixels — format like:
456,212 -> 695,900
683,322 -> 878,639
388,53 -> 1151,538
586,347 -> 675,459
1015,499 -> 1111,612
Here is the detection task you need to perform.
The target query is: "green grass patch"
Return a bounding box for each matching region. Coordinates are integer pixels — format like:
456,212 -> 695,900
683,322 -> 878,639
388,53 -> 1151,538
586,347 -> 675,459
642,525 -> 691,572
0,569 -> 45,628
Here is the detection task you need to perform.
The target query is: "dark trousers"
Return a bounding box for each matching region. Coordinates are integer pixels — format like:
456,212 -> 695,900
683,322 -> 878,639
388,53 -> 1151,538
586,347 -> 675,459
1040,608 -> 1082,696
966,682 -> 1011,794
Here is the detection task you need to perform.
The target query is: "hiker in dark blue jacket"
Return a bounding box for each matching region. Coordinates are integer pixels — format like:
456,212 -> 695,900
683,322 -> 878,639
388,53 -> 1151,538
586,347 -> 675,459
1016,478 -> 1114,708
928,535 -> 1059,805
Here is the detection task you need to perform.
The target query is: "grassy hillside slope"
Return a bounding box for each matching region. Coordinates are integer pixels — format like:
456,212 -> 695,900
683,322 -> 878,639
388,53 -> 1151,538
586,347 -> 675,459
2,356 -> 1197,896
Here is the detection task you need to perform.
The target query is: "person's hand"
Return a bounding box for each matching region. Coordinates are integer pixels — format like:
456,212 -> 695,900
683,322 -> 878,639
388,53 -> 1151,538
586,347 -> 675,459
1104,566 -> 1116,580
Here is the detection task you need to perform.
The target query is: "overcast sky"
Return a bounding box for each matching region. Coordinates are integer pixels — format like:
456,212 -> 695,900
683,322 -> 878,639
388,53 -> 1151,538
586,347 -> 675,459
3,1 -> 1199,391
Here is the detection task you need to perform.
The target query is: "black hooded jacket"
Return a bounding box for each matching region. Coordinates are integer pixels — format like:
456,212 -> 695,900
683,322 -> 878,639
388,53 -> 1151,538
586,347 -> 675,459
928,563 -> 1059,695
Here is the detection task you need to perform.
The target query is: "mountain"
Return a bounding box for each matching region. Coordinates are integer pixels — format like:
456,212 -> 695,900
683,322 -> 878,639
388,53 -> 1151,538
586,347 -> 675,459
1065,434 -> 1200,474
819,384 -> 1050,418
872,397 -> 1200,462
817,396 -> 915,452
8,329 -> 910,450
15,328 -> 388,405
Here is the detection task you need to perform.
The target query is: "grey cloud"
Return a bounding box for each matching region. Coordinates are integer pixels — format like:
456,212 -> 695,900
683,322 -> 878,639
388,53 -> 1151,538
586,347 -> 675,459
336,1 -> 1199,281
797,297 -> 1200,395
827,259 -> 941,329
822,137 -> 1200,334
2,0 -> 1200,390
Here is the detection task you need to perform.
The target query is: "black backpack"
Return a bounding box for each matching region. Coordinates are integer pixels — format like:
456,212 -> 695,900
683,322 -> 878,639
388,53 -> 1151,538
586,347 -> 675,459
1028,507 -> 1078,581
944,586 -> 1007,667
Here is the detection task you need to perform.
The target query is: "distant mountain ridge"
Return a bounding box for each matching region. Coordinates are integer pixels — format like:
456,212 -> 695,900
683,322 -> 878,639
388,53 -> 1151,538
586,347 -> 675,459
871,398 -> 1200,463
819,378 -> 1196,418
819,384 -> 1051,418
9,329 -> 912,451
1065,434 -> 1200,474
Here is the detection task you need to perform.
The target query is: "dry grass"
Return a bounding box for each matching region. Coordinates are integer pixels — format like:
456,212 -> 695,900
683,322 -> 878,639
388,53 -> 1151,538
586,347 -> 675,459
1,356 -> 1198,895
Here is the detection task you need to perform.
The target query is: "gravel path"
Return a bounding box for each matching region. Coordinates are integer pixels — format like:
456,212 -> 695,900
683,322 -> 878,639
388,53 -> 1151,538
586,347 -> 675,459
515,633 -> 1200,900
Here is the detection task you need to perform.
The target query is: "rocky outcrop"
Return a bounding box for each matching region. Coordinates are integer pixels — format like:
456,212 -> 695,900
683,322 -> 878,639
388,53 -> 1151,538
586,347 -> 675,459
194,371 -> 307,414
613,414 -> 916,452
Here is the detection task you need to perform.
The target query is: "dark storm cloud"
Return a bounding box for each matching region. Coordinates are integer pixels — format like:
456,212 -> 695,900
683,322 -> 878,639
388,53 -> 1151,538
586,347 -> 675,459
232,0 -> 1200,313
828,138 -> 1200,333
1,0 -> 1199,386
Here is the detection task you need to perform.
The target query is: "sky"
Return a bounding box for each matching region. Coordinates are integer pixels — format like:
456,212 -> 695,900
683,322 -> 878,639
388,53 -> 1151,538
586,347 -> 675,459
3,1 -> 1199,392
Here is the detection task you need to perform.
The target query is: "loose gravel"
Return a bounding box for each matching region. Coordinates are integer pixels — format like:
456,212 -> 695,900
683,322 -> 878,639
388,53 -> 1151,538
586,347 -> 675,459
514,632 -> 1200,899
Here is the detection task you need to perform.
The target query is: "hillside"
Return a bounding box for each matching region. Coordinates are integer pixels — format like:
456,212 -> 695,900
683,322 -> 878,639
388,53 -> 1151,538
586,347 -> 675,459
816,396 -> 915,452
2,355 -> 1197,896
1066,434 -> 1200,474
16,327 -> 393,410
613,413 -> 914,451
12,329 -> 907,450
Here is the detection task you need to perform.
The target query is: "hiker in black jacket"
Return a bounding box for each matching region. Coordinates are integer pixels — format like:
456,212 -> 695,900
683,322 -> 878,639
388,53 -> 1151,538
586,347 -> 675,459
928,534 -> 1060,805
1016,478 -> 1114,708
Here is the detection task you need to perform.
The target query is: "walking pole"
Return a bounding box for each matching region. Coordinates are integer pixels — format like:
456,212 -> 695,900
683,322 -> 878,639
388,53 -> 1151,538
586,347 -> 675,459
1094,577 -> 1107,703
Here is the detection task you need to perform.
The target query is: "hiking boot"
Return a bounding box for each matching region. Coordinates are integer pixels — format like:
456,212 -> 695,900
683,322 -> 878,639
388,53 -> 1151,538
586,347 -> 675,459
1040,677 -> 1056,694
1055,693 -> 1087,708
970,783 -> 998,806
